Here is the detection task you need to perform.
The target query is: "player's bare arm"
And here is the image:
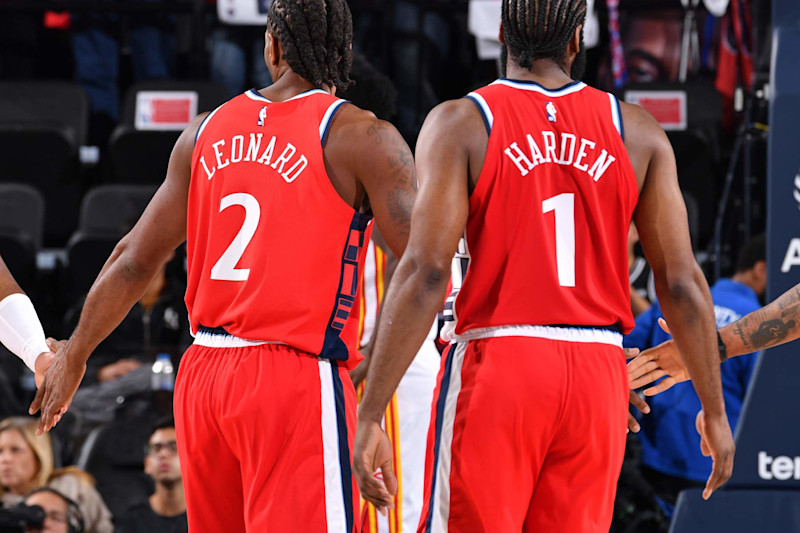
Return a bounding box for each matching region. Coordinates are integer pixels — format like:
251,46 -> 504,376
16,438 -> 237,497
623,101 -> 735,499
0,255 -> 55,384
349,227 -> 399,389
29,112 -> 207,433
324,104 -> 417,258
353,98 -> 480,509
630,282 -> 800,393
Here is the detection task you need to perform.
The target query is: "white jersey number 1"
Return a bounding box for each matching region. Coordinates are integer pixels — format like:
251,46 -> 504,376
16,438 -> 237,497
542,193 -> 575,287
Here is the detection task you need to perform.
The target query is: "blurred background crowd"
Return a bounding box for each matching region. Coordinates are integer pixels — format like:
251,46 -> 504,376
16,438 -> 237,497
0,0 -> 771,531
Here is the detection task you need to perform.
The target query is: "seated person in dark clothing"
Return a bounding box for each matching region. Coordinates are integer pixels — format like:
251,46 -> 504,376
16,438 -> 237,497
116,418 -> 187,533
64,258 -> 190,387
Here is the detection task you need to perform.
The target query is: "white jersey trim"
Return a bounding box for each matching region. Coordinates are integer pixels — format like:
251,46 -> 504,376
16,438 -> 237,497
319,359 -> 349,533
451,324 -> 623,347
492,79 -> 587,97
465,92 -> 494,131
192,330 -> 284,348
319,99 -> 348,143
609,92 -> 623,138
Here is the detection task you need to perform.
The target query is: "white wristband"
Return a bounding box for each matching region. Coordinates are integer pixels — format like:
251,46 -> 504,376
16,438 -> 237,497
0,293 -> 50,373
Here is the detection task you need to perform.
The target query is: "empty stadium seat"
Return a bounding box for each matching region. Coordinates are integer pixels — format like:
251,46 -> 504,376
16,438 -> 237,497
108,128 -> 179,185
0,125 -> 81,247
66,233 -> 118,301
0,183 -> 45,250
76,419 -> 155,518
0,81 -> 89,147
78,185 -> 157,234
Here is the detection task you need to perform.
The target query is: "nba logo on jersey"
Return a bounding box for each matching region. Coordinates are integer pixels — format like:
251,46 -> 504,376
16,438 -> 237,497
258,106 -> 267,126
546,101 -> 557,122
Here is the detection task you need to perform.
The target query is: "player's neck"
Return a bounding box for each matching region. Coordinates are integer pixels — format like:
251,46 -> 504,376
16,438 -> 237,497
504,59 -> 575,89
257,70 -> 334,102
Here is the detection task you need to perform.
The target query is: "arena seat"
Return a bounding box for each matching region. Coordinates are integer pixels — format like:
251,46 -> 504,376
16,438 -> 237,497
0,81 -> 89,148
65,233 -> 118,301
108,128 -> 180,185
0,183 -> 45,250
77,419 -> 155,519
78,185 -> 157,234
0,125 -> 81,247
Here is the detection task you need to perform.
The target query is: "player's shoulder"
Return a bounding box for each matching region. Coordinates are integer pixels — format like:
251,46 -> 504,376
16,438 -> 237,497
328,102 -> 405,150
618,101 -> 669,144
422,97 -> 486,138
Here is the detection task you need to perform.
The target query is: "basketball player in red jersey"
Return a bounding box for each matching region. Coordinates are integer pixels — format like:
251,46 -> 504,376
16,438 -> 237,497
30,1 -> 417,531
354,0 -> 735,531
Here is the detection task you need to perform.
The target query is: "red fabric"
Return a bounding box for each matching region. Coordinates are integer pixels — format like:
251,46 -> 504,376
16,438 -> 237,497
186,91 -> 368,367
715,0 -> 754,130
417,337 -> 628,532
454,82 -> 638,336
174,343 -> 360,532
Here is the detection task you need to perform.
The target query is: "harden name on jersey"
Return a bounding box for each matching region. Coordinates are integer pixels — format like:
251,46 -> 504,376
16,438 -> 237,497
199,133 -> 309,184
503,129 -> 617,182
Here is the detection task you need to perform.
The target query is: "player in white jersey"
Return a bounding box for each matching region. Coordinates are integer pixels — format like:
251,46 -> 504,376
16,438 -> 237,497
353,234 -> 439,533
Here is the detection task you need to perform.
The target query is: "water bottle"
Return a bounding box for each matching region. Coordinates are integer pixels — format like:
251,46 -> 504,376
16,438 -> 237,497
151,353 -> 175,391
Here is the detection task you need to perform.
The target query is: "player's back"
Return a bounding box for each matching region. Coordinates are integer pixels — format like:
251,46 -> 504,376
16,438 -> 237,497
186,89 -> 370,361
450,79 -> 638,339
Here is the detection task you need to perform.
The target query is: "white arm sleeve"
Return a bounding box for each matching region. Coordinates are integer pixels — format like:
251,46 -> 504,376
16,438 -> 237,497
0,293 -> 50,373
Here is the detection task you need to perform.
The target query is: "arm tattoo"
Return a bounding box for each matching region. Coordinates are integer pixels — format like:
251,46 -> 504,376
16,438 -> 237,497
369,120 -> 416,236
732,323 -> 751,352
735,285 -> 800,352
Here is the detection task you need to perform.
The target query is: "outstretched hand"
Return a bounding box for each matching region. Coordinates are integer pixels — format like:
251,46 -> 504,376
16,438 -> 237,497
627,318 -> 690,395
29,339 -> 86,435
352,420 -> 397,515
696,410 -> 735,500
624,348 -> 649,433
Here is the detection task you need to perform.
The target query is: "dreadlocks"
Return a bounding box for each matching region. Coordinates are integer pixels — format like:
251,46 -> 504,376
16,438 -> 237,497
502,0 -> 587,72
267,0 -> 354,92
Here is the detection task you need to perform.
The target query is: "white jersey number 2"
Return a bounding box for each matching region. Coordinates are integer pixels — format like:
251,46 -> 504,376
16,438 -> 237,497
542,193 -> 575,287
210,193 -> 260,282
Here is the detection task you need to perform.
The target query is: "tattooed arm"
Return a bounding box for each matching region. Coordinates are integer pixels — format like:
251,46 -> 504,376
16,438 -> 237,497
629,283 -> 800,395
721,284 -> 800,356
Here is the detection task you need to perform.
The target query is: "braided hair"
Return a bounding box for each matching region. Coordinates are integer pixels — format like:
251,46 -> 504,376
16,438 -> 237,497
502,0 -> 587,72
267,0 -> 354,92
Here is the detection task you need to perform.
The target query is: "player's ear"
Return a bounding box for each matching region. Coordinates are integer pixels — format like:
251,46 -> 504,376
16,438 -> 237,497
498,21 -> 505,44
569,24 -> 582,58
265,30 -> 281,68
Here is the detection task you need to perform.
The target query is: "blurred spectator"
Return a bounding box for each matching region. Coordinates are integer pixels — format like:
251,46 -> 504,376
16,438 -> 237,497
210,0 -> 273,97
0,417 -> 112,533
71,0 -> 176,143
624,234 -> 766,520
116,418 -> 186,533
65,259 -> 188,388
24,487 -> 85,533
65,259 -> 188,429
339,53 -> 398,122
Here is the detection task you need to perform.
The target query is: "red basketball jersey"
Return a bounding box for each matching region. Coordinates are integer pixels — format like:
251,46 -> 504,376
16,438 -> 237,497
186,89 -> 371,365
448,79 -> 638,337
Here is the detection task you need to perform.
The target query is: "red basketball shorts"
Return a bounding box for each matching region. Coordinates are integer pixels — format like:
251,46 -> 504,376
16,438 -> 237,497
173,332 -> 360,533
417,329 -> 628,532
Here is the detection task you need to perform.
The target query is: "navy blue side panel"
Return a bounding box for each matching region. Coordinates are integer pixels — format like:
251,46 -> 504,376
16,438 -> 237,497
330,362 -> 355,533
320,211 -> 372,361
